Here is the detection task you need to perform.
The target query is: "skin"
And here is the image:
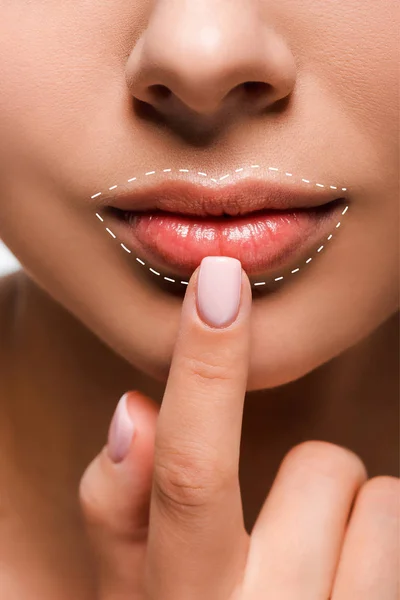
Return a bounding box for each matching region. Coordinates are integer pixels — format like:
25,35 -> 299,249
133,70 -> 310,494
0,0 -> 398,597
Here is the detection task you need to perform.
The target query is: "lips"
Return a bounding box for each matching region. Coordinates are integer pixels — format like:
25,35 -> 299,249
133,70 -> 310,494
98,177 -> 348,283
101,178 -> 345,216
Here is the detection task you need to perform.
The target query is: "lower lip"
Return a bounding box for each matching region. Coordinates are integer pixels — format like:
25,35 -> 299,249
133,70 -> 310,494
110,202 -> 343,278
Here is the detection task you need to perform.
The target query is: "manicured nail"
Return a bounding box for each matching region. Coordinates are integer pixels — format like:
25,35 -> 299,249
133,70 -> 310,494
196,256 -> 242,328
107,393 -> 135,463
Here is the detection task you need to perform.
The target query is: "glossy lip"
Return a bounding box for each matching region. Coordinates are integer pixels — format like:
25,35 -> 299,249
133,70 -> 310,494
100,177 -> 347,217
104,198 -> 347,286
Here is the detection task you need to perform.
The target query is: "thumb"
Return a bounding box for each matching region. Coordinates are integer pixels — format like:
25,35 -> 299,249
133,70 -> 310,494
79,390 -> 159,597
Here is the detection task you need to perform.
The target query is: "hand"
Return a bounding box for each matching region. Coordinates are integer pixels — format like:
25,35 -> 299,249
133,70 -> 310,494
79,256 -> 399,600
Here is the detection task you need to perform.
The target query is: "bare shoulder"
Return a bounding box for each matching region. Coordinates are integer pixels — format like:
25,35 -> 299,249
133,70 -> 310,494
0,270 -> 22,341
0,269 -> 21,303
0,270 -> 25,379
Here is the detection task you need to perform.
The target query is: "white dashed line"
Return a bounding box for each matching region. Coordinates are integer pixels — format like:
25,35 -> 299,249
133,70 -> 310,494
91,164 -> 349,289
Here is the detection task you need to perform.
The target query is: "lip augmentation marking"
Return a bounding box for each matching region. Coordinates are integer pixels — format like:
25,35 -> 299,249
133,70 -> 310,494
91,164 -> 349,290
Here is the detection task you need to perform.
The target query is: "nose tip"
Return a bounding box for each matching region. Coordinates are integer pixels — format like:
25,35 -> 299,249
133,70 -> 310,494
126,5 -> 296,121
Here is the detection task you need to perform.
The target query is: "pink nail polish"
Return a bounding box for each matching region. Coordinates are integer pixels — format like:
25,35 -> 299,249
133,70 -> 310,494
196,256 -> 242,328
107,393 -> 135,463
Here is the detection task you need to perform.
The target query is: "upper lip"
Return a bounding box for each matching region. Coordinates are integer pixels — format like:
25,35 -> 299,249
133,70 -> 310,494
101,178 -> 347,217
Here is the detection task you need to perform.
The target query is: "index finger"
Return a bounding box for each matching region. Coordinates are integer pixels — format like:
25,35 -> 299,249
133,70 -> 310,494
145,256 -> 252,599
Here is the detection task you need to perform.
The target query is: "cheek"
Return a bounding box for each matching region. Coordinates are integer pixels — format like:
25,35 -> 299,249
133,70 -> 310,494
0,2 -> 137,188
277,0 -> 399,158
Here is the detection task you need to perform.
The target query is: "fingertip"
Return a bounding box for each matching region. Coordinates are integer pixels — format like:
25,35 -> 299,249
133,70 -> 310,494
107,392 -> 136,464
196,257 -> 243,329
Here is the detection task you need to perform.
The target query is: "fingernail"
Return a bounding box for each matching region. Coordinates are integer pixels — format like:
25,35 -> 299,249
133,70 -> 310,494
107,393 -> 135,463
196,256 -> 242,328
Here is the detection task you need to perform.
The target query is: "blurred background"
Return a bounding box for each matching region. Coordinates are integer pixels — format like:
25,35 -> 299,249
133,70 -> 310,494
0,240 -> 21,276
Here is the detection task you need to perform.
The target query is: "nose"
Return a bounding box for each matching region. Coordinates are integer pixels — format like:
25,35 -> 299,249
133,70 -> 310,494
126,1 -> 296,123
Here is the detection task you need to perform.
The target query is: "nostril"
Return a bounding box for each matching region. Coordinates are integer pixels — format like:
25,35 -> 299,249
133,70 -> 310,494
242,81 -> 271,98
149,84 -> 172,100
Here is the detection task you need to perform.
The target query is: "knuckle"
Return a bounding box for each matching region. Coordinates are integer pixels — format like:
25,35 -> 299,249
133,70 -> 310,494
183,350 -> 233,386
153,443 -> 234,512
283,440 -> 368,484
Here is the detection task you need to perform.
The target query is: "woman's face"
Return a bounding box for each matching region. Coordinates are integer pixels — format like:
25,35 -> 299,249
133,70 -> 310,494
0,1 -> 398,390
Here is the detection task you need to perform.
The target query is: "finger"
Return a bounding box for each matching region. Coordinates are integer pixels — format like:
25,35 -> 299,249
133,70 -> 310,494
243,440 -> 368,599
79,390 -> 159,598
331,476 -> 400,600
145,257 -> 252,600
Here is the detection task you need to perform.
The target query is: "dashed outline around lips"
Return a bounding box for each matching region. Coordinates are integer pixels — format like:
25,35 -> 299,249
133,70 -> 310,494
91,164 -> 349,289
